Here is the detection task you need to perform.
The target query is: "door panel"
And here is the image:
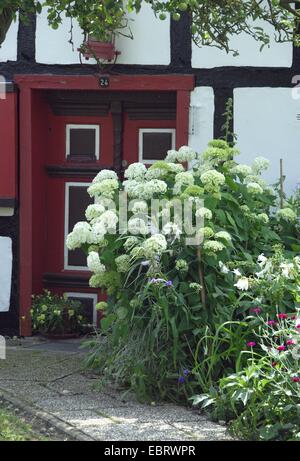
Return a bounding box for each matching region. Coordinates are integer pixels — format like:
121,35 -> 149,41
123,115 -> 176,166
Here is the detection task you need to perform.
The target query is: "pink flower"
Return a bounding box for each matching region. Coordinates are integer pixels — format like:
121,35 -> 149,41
296,324 -> 300,329
290,315 -> 296,320
247,341 -> 256,347
250,307 -> 262,315
267,320 -> 277,326
292,376 -> 300,383
277,345 -> 286,351
277,313 -> 288,320
286,339 -> 295,346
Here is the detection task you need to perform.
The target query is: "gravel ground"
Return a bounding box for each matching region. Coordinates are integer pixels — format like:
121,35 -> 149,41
0,338 -> 233,442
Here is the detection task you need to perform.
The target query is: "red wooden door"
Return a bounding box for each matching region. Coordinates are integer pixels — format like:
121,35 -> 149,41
41,91 -> 176,326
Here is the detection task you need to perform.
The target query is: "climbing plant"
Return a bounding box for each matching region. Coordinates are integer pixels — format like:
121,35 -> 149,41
1,0 -> 300,53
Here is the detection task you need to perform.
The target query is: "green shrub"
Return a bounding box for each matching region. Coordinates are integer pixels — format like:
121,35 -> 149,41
67,141 -> 298,402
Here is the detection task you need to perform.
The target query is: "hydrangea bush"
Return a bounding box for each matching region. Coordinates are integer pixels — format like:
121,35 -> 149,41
67,140 -> 299,401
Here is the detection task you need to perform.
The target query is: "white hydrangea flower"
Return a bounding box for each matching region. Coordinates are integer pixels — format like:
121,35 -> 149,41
145,168 -> 165,180
115,255 -> 131,273
252,156 -> 270,175
230,164 -> 252,177
168,163 -> 185,174
128,217 -> 149,235
234,277 -> 249,291
173,172 -> 194,195
143,180 -> 168,199
165,149 -> 178,162
143,234 -> 167,259
130,246 -> 145,259
189,282 -> 202,292
123,180 -> 144,198
66,222 -> 92,250
88,179 -> 119,199
92,170 -> 118,183
203,240 -> 225,253
131,201 -> 148,214
198,227 -> 215,240
175,259 -> 188,272
90,221 -> 106,244
200,170 -> 225,193
276,208 -> 297,223
177,146 -> 197,162
257,213 -> 269,224
124,162 -> 147,181
99,210 -> 118,231
85,204 -> 106,222
87,251 -> 106,274
215,231 -> 232,243
195,207 -> 213,220
246,182 -> 264,195
124,236 -> 139,251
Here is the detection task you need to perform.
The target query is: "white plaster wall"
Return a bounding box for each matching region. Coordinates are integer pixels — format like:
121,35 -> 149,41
0,18 -> 18,62
0,237 -> 12,312
36,4 -> 170,65
35,12 -> 84,65
188,87 -> 214,155
234,88 -> 300,196
192,20 -> 293,69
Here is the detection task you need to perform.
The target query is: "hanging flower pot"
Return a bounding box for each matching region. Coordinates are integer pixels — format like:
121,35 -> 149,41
79,35 -> 120,62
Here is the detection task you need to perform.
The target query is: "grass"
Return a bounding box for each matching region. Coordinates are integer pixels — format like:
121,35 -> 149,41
0,407 -> 49,441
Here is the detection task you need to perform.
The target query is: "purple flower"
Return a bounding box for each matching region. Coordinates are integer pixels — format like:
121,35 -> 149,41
178,376 -> 185,384
183,369 -> 189,376
165,280 -> 173,287
247,341 -> 256,347
149,278 -> 165,284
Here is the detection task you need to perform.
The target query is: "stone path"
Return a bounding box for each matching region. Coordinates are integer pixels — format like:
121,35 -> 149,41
0,338 -> 232,441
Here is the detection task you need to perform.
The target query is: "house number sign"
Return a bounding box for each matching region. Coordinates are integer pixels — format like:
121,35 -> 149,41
99,76 -> 110,88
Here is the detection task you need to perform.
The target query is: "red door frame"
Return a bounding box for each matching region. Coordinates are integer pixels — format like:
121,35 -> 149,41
15,74 -> 195,336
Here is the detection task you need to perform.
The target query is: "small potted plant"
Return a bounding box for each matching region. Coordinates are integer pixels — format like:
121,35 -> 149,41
79,33 -> 119,62
30,290 -> 87,339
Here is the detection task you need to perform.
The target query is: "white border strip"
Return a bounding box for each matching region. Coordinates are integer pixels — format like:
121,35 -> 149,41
138,128 -> 176,164
66,124 -> 100,159
65,292 -> 98,326
64,182 -> 91,271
